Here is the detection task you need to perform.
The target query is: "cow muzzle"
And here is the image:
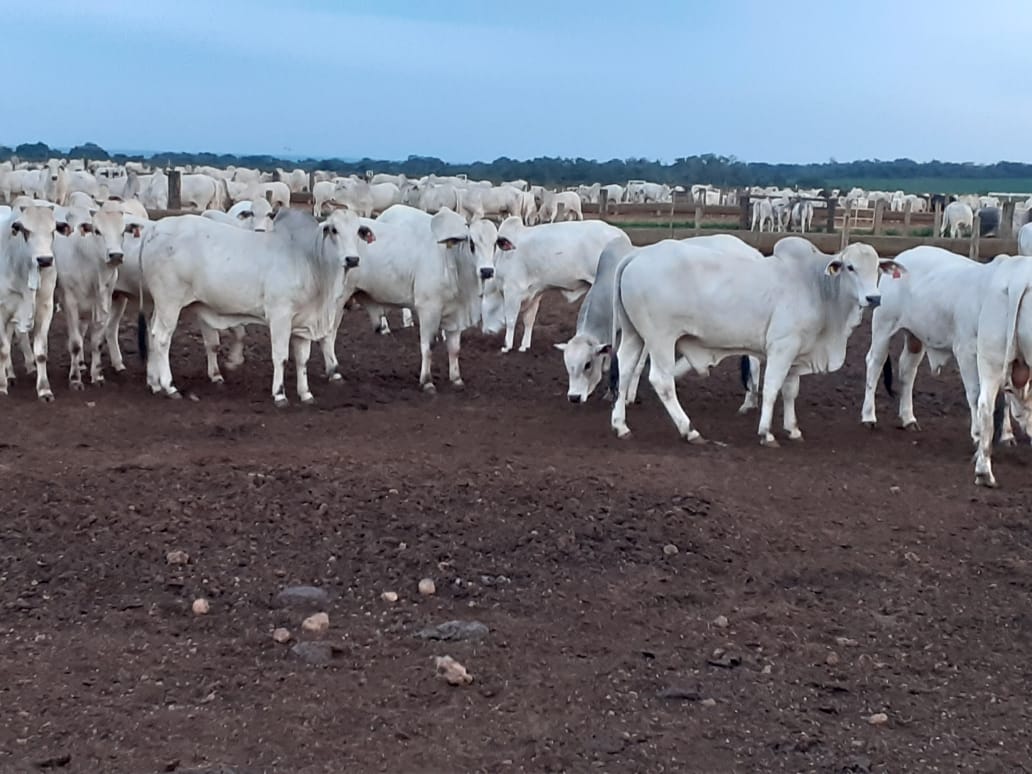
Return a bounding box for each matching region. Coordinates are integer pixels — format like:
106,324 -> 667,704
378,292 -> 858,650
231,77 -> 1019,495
479,267 -> 494,280
865,294 -> 881,308
36,255 -> 54,269
344,255 -> 360,269
107,251 -> 124,266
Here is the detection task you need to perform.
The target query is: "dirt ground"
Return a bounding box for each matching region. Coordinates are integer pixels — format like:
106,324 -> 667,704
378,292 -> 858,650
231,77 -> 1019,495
1,293 -> 1031,774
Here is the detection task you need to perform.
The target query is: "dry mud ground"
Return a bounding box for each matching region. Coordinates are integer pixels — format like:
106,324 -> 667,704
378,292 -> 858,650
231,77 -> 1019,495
1,294 -> 1031,774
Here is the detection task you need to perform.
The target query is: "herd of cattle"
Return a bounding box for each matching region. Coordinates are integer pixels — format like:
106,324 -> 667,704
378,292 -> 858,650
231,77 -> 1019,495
4,159 -> 1032,489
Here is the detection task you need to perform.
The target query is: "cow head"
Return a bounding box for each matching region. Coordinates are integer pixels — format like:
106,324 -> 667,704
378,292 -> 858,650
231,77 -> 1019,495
9,206 -> 57,305
556,335 -> 612,404
825,242 -> 906,308
235,198 -> 276,232
468,218 -> 498,281
87,208 -> 139,266
321,208 -> 371,270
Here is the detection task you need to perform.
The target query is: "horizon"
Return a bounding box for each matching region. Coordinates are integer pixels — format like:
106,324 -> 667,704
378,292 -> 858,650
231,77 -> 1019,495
6,0 -> 1032,165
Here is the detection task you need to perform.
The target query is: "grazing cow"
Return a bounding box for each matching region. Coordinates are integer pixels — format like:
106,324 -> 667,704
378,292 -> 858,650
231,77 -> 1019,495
54,207 -> 142,389
610,238 -> 904,445
976,206 -> 1001,237
482,217 -> 626,352
336,206 -> 496,392
750,198 -> 774,232
180,173 -> 229,211
139,209 -> 371,405
1019,222 -> 1032,256
971,256 -> 1032,487
942,201 -> 974,237
860,246 -> 1001,441
0,206 -> 61,398
537,191 -> 584,223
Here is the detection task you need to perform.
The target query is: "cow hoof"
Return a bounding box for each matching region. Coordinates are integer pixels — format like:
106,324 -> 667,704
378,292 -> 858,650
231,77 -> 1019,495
451,379 -> 465,391
862,420 -> 877,430
211,375 -> 225,385
301,395 -> 316,406
70,381 -> 85,392
787,432 -> 804,442
737,405 -> 753,415
168,391 -> 182,401
113,365 -> 126,374
422,383 -> 437,395
685,432 -> 706,445
974,473 -> 998,488
615,429 -> 632,440
93,377 -> 105,387
760,436 -> 780,448
274,396 -> 289,408
902,421 -> 921,432
999,437 -> 1017,448
38,392 -> 54,403
518,346 -> 530,353
328,372 -> 343,383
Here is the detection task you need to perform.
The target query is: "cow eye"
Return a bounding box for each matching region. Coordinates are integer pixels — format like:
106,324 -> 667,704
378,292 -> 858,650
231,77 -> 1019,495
470,241 -> 476,253
94,229 -> 102,237
584,362 -> 591,372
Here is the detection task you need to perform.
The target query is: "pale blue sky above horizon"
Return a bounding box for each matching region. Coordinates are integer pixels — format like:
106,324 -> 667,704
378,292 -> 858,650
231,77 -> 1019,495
6,0 -> 1031,164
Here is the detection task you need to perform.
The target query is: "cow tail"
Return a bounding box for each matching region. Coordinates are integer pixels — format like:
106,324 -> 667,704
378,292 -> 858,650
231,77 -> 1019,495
609,255 -> 638,397
992,392 -> 1007,445
136,226 -> 153,363
882,358 -> 895,398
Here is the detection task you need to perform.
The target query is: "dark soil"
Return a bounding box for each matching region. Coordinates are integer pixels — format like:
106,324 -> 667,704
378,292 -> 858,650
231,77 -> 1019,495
1,293 -> 1031,774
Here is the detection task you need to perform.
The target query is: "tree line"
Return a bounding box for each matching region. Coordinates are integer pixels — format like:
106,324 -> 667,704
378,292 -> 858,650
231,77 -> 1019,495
3,141 -> 1031,191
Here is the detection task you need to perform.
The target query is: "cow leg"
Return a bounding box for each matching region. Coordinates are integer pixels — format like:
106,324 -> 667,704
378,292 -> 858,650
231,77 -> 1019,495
19,331 -> 35,376
0,324 -> 11,396
401,308 -> 414,328
758,348 -> 796,446
417,309 -> 442,393
32,283 -> 56,402
610,327 -> 646,439
292,336 -> 314,404
500,291 -> 524,353
268,316 -> 292,407
737,356 -> 761,414
974,373 -> 1004,487
149,304 -> 183,398
627,347 -> 649,404
444,329 -> 463,388
319,305 -> 344,382
780,372 -> 803,440
860,318 -> 894,427
197,321 -> 225,384
897,337 -> 925,430
64,296 -> 86,390
104,295 -> 128,372
226,325 -> 246,370
518,295 -> 543,352
88,314 -> 107,386
648,342 -> 703,443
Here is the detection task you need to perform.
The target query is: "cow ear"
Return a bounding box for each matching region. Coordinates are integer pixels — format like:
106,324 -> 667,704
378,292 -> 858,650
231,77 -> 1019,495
880,260 -> 906,279
77,222 -> 92,236
597,344 -> 612,356
825,260 -> 844,276
554,342 -> 567,352
358,225 -> 375,244
56,222 -> 73,236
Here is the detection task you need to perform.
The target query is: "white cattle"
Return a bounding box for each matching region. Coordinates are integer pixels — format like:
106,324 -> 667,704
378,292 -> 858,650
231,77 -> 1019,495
275,168 -> 309,193
65,170 -> 100,200
67,191 -> 98,210
418,184 -> 463,216
54,207 -> 142,389
609,237 -> 904,445
338,206 -> 496,392
482,218 -> 626,352
254,181 -> 291,210
464,185 -> 523,221
601,184 -> 624,208
942,201 -> 974,238
135,170 -> 168,210
860,246 -> 999,441
972,256 -> 1032,487
790,201 -> 814,233
368,182 -> 402,214
180,173 -> 228,211
139,209 -> 371,404
0,206 -> 60,398
750,198 -> 774,232
1018,223 -> 1032,256
203,199 -> 276,232
537,190 -> 583,223
518,191 -> 538,225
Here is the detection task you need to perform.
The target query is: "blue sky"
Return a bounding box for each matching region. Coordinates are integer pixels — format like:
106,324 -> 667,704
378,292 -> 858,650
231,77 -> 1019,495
6,0 -> 1030,163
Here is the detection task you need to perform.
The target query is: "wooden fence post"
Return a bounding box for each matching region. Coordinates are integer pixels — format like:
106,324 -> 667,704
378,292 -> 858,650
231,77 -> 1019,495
970,214 -> 981,261
872,199 -> 885,236
825,196 -> 836,234
307,169 -> 315,193
932,203 -> 943,239
903,200 -> 913,231
598,188 -> 609,221
1002,200 -> 1016,238
265,189 -> 274,204
740,194 -> 751,231
556,202 -> 566,221
840,206 -> 851,250
167,168 -> 181,211
694,205 -> 703,236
